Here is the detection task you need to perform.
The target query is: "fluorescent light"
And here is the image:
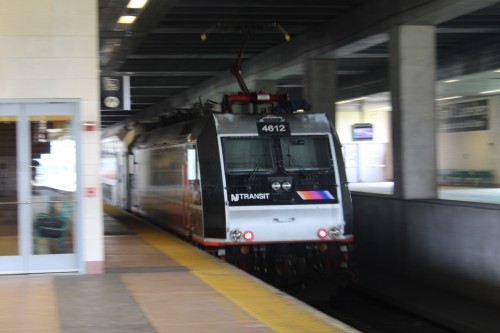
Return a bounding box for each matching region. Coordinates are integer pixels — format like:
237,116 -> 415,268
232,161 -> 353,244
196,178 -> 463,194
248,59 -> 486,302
117,16 -> 136,24
436,96 -> 462,101
444,79 -> 460,83
480,89 -> 500,94
365,107 -> 392,112
494,70 -> 500,73
336,97 -> 367,105
127,0 -> 148,8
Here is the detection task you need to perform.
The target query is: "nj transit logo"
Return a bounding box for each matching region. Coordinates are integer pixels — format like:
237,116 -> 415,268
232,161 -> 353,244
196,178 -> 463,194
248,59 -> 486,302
230,193 -> 270,202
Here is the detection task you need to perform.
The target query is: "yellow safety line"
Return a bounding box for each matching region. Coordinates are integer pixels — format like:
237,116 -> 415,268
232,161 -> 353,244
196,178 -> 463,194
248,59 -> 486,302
104,204 -> 355,333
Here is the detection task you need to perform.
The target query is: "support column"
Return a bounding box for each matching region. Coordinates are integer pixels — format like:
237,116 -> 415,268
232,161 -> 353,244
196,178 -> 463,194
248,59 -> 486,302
303,60 -> 337,124
390,25 -> 437,199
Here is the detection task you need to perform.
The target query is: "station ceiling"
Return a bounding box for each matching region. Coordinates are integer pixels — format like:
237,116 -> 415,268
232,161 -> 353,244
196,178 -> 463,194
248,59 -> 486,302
99,0 -> 500,128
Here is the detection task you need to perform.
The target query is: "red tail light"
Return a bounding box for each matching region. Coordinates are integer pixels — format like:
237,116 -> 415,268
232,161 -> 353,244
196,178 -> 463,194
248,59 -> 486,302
317,229 -> 328,239
243,231 -> 254,241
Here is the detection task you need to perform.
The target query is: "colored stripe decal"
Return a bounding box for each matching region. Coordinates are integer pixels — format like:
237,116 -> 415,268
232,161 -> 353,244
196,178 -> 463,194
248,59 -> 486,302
297,190 -> 334,200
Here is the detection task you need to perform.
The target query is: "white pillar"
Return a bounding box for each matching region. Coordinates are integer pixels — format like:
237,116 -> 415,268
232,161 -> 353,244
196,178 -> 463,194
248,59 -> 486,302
390,25 -> 437,199
303,60 -> 337,124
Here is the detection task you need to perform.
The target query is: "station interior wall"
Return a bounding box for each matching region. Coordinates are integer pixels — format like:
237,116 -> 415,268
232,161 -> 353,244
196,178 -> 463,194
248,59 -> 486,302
437,96 -> 500,184
336,108 -> 393,183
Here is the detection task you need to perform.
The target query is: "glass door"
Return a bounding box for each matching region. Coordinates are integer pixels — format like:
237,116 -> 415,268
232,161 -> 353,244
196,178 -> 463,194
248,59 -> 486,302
0,102 -> 79,273
0,110 -> 21,272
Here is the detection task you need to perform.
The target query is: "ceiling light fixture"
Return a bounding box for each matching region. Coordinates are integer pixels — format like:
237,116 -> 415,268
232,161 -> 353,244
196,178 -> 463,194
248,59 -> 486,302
444,79 -> 460,83
127,0 -> 148,8
335,97 -> 367,105
480,89 -> 500,94
118,16 -> 137,24
494,70 -> 500,73
365,107 -> 392,112
436,96 -> 462,101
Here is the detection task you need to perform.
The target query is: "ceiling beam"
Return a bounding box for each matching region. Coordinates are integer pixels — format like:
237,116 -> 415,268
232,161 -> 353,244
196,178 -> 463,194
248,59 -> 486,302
170,0 -> 354,9
110,71 -> 220,76
437,27 -> 500,33
130,85 -> 191,89
127,54 -> 254,59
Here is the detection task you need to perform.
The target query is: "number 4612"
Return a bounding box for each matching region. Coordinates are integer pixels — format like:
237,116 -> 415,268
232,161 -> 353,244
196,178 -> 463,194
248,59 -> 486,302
261,124 -> 286,132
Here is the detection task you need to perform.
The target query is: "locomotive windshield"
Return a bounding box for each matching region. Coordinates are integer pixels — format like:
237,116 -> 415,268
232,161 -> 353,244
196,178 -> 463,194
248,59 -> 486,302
281,136 -> 332,172
222,137 -> 274,173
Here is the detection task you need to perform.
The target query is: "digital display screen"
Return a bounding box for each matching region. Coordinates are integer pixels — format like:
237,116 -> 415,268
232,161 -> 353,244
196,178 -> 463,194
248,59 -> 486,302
352,123 -> 373,141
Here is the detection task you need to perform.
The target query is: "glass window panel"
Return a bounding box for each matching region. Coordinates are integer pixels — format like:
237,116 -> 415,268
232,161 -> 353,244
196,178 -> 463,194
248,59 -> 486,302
0,204 -> 18,256
0,119 -> 19,256
280,136 -> 332,172
222,137 -> 274,173
30,116 -> 75,255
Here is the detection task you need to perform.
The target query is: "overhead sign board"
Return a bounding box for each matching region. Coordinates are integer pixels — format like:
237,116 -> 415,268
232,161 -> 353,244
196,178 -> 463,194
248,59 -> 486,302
438,100 -> 488,133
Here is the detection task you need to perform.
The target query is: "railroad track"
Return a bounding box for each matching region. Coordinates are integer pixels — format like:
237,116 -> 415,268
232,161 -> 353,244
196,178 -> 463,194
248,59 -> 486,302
284,278 -> 458,333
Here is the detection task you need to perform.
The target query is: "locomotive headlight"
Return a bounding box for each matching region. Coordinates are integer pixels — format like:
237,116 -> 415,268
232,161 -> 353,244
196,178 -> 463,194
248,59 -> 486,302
229,229 -> 242,241
281,181 -> 292,191
271,181 -> 281,191
329,225 -> 342,238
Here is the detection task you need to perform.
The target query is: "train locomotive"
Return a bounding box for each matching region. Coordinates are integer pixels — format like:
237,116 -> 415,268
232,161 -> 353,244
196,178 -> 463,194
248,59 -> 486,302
102,94 -> 353,282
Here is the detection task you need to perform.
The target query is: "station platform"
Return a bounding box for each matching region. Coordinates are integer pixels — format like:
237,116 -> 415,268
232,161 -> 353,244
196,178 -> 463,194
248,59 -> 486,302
0,204 -> 358,333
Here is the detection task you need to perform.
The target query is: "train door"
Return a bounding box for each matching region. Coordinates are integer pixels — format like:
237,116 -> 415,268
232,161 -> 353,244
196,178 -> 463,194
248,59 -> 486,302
0,101 -> 79,274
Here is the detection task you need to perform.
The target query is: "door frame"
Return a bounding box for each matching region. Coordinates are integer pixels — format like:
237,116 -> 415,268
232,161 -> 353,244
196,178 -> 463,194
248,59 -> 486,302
0,99 -> 82,274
